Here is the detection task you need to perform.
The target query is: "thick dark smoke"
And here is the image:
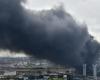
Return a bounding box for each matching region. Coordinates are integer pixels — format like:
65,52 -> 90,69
0,0 -> 100,72
81,36 -> 100,74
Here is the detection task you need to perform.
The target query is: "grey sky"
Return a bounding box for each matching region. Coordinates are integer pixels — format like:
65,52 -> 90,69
24,0 -> 100,42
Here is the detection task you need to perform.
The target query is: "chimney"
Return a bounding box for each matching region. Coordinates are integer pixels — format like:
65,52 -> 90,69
93,64 -> 97,80
83,64 -> 86,76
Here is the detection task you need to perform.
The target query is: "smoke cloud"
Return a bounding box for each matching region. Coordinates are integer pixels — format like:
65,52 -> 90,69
0,0 -> 100,72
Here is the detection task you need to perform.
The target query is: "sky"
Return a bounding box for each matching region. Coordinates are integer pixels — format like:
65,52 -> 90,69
24,0 -> 100,42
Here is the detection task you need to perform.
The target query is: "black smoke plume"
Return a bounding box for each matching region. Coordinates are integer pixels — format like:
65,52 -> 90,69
0,0 -> 100,72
